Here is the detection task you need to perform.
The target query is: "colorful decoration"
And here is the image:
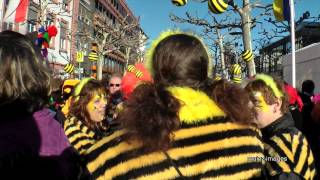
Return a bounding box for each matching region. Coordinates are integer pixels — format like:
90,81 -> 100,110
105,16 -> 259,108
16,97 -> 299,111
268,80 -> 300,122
230,64 -> 241,75
64,63 -> 75,74
242,50 -> 254,62
121,63 -> 153,99
127,65 -> 144,78
208,0 -> 228,14
273,0 -> 290,22
88,51 -> 99,61
230,64 -> 242,83
232,77 -> 242,83
36,25 -> 58,58
171,0 -> 187,6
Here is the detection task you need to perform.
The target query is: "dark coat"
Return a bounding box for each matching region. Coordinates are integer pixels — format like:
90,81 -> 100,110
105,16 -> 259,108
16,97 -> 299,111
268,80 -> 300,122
0,108 -> 88,179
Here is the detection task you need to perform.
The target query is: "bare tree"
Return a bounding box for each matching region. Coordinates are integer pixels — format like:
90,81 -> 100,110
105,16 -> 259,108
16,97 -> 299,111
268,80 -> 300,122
257,11 -> 320,46
92,13 -> 146,80
25,0 -> 72,27
170,0 -> 272,77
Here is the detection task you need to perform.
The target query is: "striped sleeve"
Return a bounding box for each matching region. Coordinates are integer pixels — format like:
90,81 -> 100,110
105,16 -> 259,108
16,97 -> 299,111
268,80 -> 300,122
264,132 -> 316,180
64,117 -> 96,155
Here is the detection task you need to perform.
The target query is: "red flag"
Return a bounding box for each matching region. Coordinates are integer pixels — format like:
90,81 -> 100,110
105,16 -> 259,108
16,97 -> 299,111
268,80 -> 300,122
4,0 -> 29,23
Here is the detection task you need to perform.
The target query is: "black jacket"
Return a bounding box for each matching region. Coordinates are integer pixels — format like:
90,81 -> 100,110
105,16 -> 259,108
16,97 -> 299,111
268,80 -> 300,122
261,113 -> 316,180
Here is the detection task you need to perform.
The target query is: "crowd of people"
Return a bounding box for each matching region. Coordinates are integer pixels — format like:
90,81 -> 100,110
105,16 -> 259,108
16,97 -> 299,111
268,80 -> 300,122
0,30 -> 319,179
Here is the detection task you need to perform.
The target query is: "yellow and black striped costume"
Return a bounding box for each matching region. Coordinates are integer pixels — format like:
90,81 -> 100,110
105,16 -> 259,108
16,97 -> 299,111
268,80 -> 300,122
261,113 -> 316,179
64,117 -> 97,155
84,87 -> 265,179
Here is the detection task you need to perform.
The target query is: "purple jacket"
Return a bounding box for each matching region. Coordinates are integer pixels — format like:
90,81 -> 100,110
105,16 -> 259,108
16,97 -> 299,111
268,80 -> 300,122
33,108 -> 70,156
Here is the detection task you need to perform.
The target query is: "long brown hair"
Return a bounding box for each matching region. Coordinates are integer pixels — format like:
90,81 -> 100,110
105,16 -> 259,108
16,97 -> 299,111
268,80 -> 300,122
119,34 -> 212,153
0,31 -> 51,113
69,79 -> 107,130
210,79 -> 256,125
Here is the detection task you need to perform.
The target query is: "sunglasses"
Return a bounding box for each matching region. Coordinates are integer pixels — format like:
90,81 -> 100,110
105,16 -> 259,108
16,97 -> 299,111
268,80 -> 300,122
109,83 -> 120,87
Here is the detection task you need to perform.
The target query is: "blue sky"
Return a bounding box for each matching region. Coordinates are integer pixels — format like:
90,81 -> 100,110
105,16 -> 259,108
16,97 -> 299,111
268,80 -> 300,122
126,0 -> 320,48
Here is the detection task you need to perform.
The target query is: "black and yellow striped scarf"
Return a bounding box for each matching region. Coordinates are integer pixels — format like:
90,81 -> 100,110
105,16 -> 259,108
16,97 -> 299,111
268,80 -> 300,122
84,87 -> 265,179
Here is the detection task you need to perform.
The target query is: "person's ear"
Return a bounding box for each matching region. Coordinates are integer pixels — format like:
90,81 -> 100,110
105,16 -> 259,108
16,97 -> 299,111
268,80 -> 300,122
273,98 -> 282,113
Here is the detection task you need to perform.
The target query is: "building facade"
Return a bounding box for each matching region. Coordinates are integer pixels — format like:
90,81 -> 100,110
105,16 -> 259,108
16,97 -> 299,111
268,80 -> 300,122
257,22 -> 320,76
92,0 -> 144,77
1,0 -> 74,79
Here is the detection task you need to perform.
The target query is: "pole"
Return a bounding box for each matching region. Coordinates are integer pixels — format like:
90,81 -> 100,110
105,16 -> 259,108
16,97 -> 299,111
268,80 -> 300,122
0,1 -> 3,31
78,62 -> 81,79
289,0 -> 296,87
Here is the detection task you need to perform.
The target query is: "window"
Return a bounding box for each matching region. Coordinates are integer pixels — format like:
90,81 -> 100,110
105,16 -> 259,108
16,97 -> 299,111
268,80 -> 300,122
59,20 -> 68,51
27,23 -> 36,32
27,8 -> 37,32
2,22 -> 13,30
62,0 -> 70,11
60,38 -> 66,50
45,14 -> 53,27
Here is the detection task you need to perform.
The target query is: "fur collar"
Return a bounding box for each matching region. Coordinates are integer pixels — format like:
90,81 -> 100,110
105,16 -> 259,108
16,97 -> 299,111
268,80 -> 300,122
167,86 -> 226,124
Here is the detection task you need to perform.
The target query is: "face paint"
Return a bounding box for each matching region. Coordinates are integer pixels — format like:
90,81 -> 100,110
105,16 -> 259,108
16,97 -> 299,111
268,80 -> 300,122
87,93 -> 108,122
253,92 -> 269,112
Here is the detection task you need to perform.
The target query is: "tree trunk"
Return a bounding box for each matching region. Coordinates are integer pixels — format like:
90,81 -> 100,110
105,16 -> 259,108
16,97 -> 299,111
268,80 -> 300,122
125,47 -> 131,71
241,0 -> 256,77
217,35 -> 226,78
97,55 -> 103,80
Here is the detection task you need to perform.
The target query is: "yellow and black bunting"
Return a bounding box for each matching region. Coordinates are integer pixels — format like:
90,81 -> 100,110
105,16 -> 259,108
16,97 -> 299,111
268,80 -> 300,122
208,0 -> 228,14
172,0 -> 187,6
64,63 -> 75,74
88,52 -> 99,61
242,50 -> 254,62
231,64 -> 242,75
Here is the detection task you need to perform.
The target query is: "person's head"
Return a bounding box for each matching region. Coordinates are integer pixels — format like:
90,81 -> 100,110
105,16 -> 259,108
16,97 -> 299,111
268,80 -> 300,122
119,31 -> 217,153
301,80 -> 315,95
70,78 -> 108,129
148,32 -> 210,89
0,31 -> 51,113
108,74 -> 122,94
245,74 -> 289,128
